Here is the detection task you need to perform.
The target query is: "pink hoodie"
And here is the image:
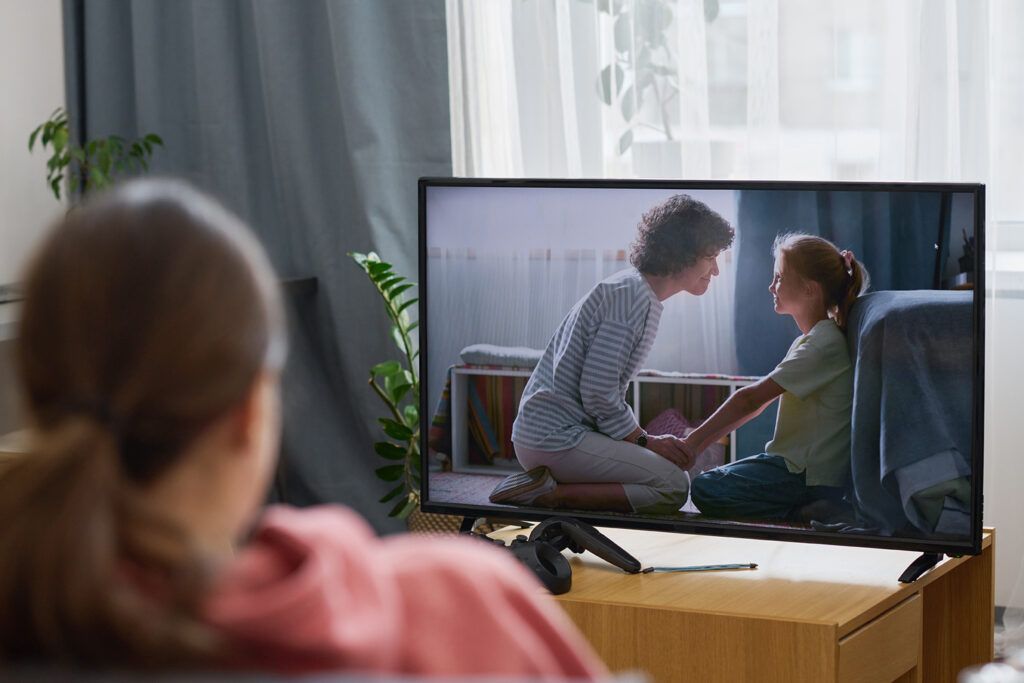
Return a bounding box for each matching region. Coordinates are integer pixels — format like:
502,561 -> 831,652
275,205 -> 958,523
203,505 -> 609,679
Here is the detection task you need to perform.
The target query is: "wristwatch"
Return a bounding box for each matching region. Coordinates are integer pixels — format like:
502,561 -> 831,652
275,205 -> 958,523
636,430 -> 649,448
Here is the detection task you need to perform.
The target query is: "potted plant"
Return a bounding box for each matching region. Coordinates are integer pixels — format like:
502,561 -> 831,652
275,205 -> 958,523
349,251 -> 424,520
28,106 -> 164,201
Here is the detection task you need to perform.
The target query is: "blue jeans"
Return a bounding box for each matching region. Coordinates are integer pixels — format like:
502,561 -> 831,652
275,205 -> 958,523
690,453 -> 842,521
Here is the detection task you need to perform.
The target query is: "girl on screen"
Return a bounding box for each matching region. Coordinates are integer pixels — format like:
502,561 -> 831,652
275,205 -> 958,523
681,233 -> 869,522
490,194 -> 734,515
0,179 -> 607,679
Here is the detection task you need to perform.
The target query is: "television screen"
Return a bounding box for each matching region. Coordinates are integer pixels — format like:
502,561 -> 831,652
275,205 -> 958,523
419,178 -> 984,557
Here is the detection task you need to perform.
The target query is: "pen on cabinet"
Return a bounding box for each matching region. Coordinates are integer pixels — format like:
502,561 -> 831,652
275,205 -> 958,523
641,563 -> 758,573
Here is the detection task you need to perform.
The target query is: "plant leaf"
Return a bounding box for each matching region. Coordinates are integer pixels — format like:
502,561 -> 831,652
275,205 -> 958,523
388,283 -> 414,301
388,382 -> 412,406
367,261 -> 392,278
89,166 -> 106,188
390,494 -> 417,519
598,65 -> 613,105
621,85 -> 636,121
371,360 -> 402,377
618,129 -> 634,155
375,464 -> 405,482
614,11 -> 632,54
379,275 -> 405,292
374,441 -> 407,460
379,482 -> 405,503
398,297 -> 418,314
379,418 -> 413,441
391,325 -> 405,352
53,128 -> 67,154
97,145 -> 112,175
404,404 -> 419,428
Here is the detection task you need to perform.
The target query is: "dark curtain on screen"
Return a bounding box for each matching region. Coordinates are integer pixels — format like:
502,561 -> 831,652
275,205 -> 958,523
62,0 -> 451,533
734,189 -> 945,376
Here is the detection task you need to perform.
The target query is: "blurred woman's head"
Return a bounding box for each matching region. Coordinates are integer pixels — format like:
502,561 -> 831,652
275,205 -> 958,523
0,179 -> 286,668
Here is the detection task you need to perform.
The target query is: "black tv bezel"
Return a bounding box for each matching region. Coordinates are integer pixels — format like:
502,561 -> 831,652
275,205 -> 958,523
417,176 -> 985,557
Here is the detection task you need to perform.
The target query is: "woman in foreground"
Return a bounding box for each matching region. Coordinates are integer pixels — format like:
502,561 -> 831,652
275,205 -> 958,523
0,179 -> 607,678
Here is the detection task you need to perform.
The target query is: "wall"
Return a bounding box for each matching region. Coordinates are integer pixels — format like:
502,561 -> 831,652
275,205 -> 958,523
0,1 -> 64,434
985,269 -> 1024,609
0,0 -> 65,287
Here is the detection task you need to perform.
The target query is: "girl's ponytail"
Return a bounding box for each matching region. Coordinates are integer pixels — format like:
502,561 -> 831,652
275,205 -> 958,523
0,416 -> 215,668
834,255 -> 870,330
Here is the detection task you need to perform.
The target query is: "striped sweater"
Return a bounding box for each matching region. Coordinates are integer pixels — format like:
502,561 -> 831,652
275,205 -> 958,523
511,268 -> 663,451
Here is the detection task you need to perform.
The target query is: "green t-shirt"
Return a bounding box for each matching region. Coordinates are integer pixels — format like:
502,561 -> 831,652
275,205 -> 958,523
765,319 -> 853,487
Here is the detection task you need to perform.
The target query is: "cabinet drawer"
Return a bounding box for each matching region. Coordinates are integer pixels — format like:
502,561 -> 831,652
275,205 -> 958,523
838,594 -> 922,683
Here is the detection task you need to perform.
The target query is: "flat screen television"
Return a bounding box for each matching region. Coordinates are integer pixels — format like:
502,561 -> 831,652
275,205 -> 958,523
418,178 -> 984,560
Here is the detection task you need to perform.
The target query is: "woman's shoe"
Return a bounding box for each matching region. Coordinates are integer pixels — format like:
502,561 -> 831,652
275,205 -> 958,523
488,466 -> 557,505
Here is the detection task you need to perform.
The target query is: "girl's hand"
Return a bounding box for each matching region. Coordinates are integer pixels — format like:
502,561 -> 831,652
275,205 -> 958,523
678,434 -> 700,469
646,434 -> 694,470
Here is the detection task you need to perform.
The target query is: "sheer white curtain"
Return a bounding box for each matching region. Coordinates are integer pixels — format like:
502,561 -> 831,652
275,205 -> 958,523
447,0 -> 1024,652
446,0 -> 1009,185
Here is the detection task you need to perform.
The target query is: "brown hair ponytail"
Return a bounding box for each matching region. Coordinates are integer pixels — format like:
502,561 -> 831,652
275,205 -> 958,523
835,255 -> 869,330
0,179 -> 284,669
0,418 -> 213,667
772,233 -> 871,330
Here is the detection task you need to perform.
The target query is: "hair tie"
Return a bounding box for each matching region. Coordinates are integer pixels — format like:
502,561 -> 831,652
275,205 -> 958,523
840,250 -> 855,276
63,397 -> 123,436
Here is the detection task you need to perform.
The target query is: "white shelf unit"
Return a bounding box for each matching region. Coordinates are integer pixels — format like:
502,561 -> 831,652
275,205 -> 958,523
449,366 -> 532,475
448,367 -> 760,475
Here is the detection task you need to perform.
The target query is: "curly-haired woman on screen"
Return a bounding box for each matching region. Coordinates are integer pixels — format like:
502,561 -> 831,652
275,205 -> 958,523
491,194 -> 734,515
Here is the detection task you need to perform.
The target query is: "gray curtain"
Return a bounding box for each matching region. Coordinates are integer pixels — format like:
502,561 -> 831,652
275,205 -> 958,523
62,0 -> 452,533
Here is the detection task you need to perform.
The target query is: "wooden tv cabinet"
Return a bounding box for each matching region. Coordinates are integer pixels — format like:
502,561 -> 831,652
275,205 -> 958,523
496,526 -> 993,682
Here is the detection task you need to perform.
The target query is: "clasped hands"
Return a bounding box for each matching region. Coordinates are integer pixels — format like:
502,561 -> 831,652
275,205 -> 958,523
645,430 -> 700,471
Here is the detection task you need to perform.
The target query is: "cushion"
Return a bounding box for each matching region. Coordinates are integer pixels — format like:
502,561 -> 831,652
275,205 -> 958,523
459,344 -> 543,369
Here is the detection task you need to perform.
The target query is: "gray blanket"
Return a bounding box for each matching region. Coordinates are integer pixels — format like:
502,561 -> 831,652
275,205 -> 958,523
846,290 -> 974,536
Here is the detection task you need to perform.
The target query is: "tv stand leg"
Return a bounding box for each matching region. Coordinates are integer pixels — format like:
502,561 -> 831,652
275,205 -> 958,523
899,552 -> 942,583
459,516 -> 479,534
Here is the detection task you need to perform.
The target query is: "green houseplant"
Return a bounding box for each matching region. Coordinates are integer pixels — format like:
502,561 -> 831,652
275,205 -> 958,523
349,251 -> 422,519
28,106 -> 164,201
